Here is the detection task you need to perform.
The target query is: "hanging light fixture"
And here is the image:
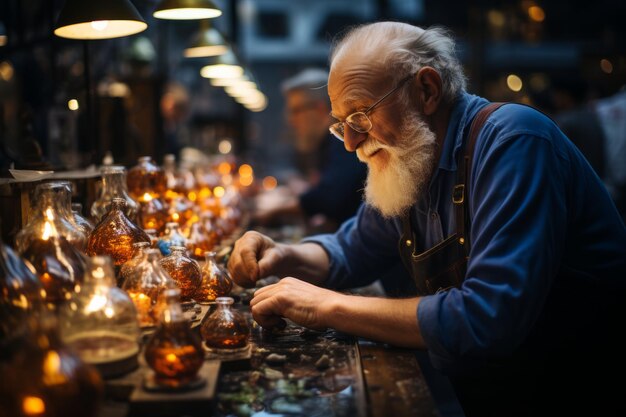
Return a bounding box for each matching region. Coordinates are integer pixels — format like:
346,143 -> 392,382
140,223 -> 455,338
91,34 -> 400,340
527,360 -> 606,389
183,20 -> 227,58
54,0 -> 147,40
200,49 -> 243,79
0,21 -> 7,46
153,0 -> 222,20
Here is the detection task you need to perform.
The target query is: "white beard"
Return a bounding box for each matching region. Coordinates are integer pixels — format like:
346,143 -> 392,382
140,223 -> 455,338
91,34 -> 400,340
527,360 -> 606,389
357,113 -> 437,218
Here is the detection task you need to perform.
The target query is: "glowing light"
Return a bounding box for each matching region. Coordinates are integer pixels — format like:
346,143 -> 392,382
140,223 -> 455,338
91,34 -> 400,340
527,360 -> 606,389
528,6 -> 545,22
217,162 -> 232,175
238,164 -> 253,177
85,294 -> 107,313
0,61 -> 14,81
239,175 -> 254,187
213,186 -> 225,198
218,139 -> 232,154
22,396 -> 45,415
262,176 -> 278,191
42,222 -> 52,241
90,20 -> 109,31
200,64 -> 243,79
68,99 -> 79,111
600,59 -> 613,74
142,192 -> 153,202
166,353 -> 178,362
42,351 -> 67,385
104,307 -> 115,318
506,74 -> 523,92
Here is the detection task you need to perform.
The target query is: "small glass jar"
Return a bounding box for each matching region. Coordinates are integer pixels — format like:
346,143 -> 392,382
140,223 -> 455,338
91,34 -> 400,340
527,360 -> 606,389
127,156 -> 167,200
118,241 -> 151,287
144,288 -> 204,389
159,246 -> 202,302
186,221 -> 215,260
71,202 -> 95,236
60,256 -> 141,378
157,222 -> 188,256
0,311 -> 104,417
91,165 -> 139,222
195,251 -> 233,304
87,198 -> 151,267
200,296 -> 249,354
136,192 -> 168,233
122,249 -> 177,328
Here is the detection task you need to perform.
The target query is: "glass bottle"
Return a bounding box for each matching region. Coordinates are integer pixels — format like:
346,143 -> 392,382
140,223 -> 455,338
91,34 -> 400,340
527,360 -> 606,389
127,156 -> 167,200
122,248 -> 177,328
195,251 -> 233,304
90,165 -> 139,223
60,256 -> 141,378
144,288 -> 204,389
71,202 -> 95,236
87,198 -> 150,267
159,246 -> 202,302
0,243 -> 45,358
157,222 -> 188,256
200,296 -> 249,353
137,192 -> 168,233
16,181 -> 88,253
0,311 -> 104,417
163,153 -> 182,202
118,241 -> 151,287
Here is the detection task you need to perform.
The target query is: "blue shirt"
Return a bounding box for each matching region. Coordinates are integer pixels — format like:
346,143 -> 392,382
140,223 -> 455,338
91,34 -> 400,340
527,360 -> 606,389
304,92 -> 626,374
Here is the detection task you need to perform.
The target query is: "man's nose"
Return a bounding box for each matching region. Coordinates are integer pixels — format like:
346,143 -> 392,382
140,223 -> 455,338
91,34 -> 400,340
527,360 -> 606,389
343,126 -> 367,152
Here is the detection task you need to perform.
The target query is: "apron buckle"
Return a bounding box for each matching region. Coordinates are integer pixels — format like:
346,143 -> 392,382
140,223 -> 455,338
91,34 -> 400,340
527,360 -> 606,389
452,184 -> 465,204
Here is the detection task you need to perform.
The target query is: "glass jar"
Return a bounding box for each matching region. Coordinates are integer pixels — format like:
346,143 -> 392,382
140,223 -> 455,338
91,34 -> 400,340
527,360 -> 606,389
144,288 -> 204,389
200,296 -> 249,353
16,181 -> 88,253
0,312 -> 104,417
157,222 -> 188,256
137,192 -> 168,233
122,248 -> 177,328
159,246 -> 202,302
118,241 -> 151,287
90,165 -> 139,223
60,256 -> 141,378
186,221 -> 216,260
87,198 -> 150,267
71,202 -> 95,236
195,251 -> 233,304
0,243 -> 45,358
127,156 -> 167,200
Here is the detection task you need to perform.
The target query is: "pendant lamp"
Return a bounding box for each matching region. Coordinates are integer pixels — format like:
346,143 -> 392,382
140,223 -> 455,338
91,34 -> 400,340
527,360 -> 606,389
54,0 -> 147,40
153,0 -> 222,20
184,20 -> 227,58
200,49 -> 243,79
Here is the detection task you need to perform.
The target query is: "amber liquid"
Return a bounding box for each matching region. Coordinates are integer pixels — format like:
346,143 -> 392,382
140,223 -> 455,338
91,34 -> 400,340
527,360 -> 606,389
203,331 -> 249,350
137,198 -> 167,232
160,258 -> 202,302
144,322 -> 204,384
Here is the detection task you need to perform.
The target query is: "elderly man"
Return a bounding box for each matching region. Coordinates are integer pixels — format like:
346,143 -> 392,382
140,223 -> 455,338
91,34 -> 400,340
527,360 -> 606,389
229,22 -> 626,416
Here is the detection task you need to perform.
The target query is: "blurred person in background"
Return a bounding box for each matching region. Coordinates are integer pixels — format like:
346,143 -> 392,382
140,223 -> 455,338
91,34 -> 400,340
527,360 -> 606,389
253,68 -> 366,233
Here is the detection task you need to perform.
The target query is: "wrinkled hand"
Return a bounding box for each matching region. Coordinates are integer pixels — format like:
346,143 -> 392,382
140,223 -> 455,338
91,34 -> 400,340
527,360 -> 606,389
250,277 -> 339,331
227,231 -> 286,288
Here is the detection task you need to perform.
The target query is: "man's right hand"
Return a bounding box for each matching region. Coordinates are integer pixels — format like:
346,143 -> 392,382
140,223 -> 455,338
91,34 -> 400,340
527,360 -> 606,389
227,231 -> 287,288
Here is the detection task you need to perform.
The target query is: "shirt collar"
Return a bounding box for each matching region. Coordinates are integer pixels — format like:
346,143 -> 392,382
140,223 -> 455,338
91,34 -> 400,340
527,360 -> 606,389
437,92 -> 490,172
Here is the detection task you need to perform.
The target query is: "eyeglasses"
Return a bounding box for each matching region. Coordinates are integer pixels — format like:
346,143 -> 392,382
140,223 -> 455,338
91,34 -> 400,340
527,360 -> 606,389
329,73 -> 415,142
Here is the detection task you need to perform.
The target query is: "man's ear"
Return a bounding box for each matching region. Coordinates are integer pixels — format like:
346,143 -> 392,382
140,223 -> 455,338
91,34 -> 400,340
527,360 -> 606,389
415,67 -> 443,116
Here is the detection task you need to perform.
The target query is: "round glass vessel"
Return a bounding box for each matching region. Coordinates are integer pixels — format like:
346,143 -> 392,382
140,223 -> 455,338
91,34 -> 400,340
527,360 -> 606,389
195,251 -> 233,304
122,249 -> 177,328
71,202 -> 95,235
186,221 -> 216,260
87,198 -> 151,267
157,222 -> 188,256
118,241 -> 151,287
200,296 -> 249,353
60,256 -> 141,378
137,192 -> 168,233
144,288 -> 204,389
91,165 -> 139,223
127,156 -> 167,200
159,246 -> 202,302
0,312 -> 104,417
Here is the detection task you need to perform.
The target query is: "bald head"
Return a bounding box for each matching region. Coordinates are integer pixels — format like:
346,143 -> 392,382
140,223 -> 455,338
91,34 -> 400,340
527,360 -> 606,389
330,22 -> 466,104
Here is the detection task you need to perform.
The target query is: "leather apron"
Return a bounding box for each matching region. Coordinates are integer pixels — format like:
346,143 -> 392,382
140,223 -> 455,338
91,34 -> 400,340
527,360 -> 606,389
398,103 -> 504,295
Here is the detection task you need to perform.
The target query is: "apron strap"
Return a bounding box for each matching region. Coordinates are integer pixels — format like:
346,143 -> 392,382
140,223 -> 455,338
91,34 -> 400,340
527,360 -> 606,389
455,102 -> 506,254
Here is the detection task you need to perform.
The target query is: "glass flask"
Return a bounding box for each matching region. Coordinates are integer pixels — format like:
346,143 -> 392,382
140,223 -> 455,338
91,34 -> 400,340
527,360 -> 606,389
157,222 -> 188,256
90,165 -> 139,223
144,288 -> 204,389
186,220 -> 216,260
118,241 -> 151,287
127,156 -> 167,200
0,243 -> 45,358
87,198 -> 150,267
16,181 -> 88,253
60,256 -> 141,378
0,311 -> 104,417
159,246 -> 202,302
71,202 -> 95,236
122,248 -> 177,328
195,251 -> 233,304
200,296 -> 249,353
137,192 -> 168,233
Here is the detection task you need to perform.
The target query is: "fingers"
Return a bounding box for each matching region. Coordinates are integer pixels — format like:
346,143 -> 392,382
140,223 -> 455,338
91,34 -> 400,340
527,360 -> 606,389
228,231 -> 268,288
